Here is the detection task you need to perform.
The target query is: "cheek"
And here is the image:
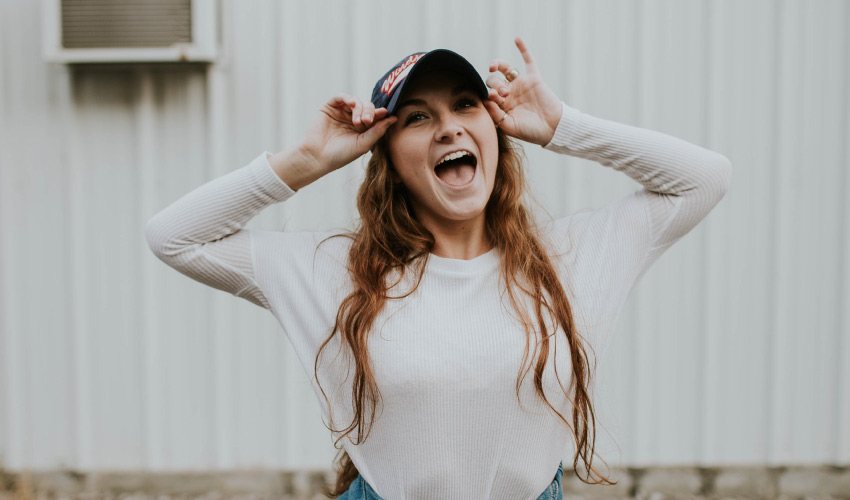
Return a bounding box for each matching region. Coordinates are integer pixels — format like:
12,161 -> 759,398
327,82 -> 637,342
480,131 -> 500,174
473,115 -> 499,153
386,157 -> 422,193
388,136 -> 432,178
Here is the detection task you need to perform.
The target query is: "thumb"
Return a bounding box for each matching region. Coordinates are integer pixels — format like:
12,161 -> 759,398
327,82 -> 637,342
359,116 -> 397,151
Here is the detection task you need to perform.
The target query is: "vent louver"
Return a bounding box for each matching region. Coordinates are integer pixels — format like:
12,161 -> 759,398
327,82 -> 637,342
61,0 -> 192,49
43,0 -> 217,63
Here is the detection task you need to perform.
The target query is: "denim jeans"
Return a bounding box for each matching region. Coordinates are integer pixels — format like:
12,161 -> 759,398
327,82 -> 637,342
337,461 -> 564,500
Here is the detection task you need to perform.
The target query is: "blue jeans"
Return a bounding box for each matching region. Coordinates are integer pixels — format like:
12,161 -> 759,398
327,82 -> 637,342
337,461 -> 564,499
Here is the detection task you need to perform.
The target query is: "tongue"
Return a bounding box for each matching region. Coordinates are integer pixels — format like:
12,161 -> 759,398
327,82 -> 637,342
435,162 -> 475,186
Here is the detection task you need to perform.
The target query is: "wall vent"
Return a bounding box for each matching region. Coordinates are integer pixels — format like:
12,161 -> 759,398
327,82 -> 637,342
43,0 -> 218,63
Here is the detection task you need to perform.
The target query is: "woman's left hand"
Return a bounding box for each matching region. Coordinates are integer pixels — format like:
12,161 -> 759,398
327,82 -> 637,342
485,37 -> 563,146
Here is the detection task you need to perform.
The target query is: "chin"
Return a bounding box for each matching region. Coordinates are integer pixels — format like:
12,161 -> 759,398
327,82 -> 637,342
441,203 -> 488,223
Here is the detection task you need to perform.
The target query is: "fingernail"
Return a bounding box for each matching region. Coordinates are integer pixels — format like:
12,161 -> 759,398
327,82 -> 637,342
500,86 -> 509,94
363,113 -> 371,121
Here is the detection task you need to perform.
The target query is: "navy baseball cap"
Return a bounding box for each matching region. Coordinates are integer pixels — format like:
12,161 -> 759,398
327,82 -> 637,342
370,49 -> 489,116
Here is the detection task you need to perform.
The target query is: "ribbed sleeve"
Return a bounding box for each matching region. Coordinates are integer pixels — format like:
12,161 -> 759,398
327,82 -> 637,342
545,101 -> 732,259
542,101 -> 732,359
144,152 -> 296,308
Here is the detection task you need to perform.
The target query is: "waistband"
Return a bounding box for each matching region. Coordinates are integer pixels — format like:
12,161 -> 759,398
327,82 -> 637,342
338,461 -> 564,500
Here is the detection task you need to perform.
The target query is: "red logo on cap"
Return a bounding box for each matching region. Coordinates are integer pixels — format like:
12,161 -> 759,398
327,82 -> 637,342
380,53 -> 426,96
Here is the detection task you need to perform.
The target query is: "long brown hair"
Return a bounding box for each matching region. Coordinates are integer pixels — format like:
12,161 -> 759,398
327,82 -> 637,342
317,130 -> 615,497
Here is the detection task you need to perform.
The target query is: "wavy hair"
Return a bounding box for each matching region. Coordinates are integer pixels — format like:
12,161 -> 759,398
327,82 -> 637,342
317,129 -> 614,497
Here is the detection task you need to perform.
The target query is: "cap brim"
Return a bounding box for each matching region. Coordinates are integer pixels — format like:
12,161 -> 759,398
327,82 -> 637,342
385,49 -> 488,115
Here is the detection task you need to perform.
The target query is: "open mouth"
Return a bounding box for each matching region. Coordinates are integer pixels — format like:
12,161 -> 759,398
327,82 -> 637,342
433,150 -> 477,187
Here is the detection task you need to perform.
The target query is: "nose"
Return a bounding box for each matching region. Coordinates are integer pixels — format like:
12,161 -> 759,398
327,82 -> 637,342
434,116 -> 463,142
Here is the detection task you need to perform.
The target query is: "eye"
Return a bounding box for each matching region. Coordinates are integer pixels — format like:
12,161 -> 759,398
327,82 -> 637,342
404,111 -> 427,125
456,97 -> 477,110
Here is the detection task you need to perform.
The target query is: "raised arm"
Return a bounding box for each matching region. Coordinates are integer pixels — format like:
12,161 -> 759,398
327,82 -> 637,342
144,94 -> 396,308
483,38 -> 731,364
541,102 -> 731,258
144,153 -> 294,308
484,37 -> 731,259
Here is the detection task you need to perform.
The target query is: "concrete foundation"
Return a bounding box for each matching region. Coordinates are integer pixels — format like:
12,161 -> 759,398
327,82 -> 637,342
1,465 -> 848,500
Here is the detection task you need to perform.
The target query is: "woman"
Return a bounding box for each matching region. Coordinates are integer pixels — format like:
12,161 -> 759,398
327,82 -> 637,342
145,38 -> 731,500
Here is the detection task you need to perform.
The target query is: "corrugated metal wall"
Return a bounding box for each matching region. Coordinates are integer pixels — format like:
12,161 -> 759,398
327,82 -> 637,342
1,0 -> 848,471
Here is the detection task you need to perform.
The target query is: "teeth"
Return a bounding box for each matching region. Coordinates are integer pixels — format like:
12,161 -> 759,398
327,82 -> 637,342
436,150 -> 471,166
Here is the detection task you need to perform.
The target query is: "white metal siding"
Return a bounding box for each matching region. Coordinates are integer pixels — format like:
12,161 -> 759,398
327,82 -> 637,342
0,0 -> 848,471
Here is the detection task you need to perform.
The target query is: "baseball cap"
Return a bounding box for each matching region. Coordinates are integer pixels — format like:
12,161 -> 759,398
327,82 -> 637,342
370,49 -> 489,116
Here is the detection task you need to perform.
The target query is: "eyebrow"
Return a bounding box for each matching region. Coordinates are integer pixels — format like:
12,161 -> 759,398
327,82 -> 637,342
396,84 -> 478,112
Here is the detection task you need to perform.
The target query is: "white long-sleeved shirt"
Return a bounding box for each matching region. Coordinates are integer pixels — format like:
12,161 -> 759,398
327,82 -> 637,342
145,102 -> 731,500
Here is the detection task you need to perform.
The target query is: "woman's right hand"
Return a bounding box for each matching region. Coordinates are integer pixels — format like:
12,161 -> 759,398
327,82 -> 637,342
301,94 -> 397,172
269,94 -> 396,190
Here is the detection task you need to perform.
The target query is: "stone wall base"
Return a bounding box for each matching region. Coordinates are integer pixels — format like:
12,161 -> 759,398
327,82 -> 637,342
1,465 -> 848,500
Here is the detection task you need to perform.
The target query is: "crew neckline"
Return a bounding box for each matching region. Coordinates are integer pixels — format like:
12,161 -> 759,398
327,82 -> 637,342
425,247 -> 500,274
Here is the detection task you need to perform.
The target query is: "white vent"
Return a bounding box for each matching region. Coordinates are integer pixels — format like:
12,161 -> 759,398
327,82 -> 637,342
43,0 -> 218,63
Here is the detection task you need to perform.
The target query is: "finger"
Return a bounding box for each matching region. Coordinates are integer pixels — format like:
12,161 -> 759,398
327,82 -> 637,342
356,105 -> 387,133
328,93 -> 356,112
487,88 -> 506,107
514,37 -> 539,75
483,99 -> 507,123
488,58 -> 517,80
360,107 -> 390,131
360,115 -> 398,148
361,101 -> 377,125
350,97 -> 365,125
485,74 -> 511,97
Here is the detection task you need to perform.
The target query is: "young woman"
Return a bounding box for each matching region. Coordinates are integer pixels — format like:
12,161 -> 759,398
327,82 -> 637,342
146,38 -> 732,500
